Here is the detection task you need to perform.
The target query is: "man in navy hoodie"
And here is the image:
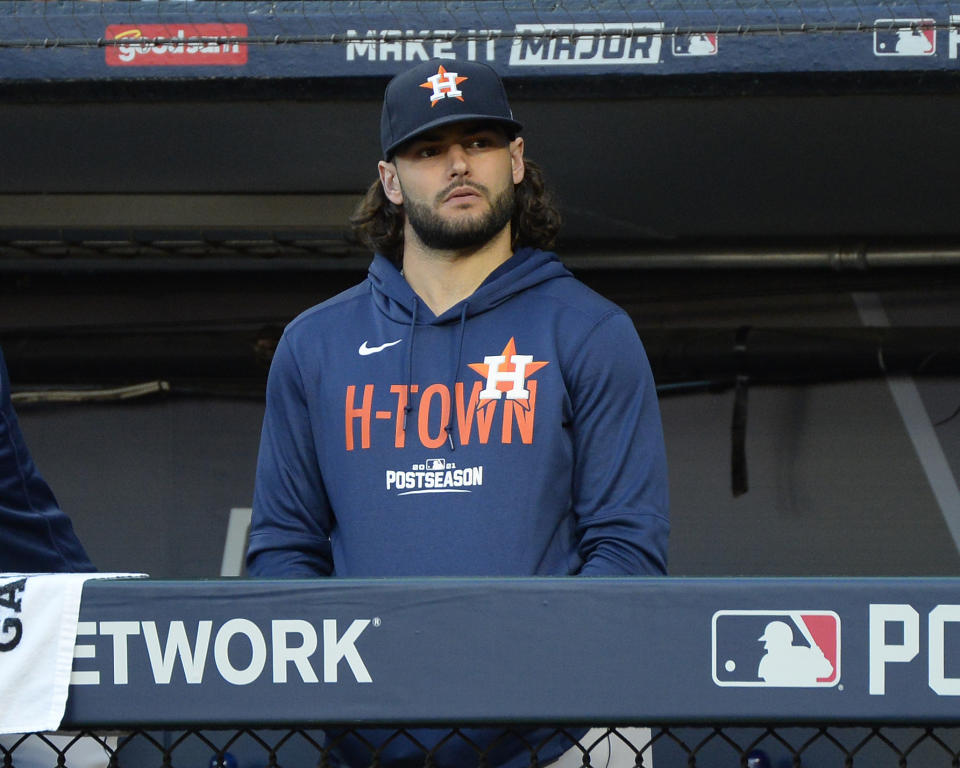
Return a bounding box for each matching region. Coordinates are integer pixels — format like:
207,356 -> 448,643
248,59 -> 669,767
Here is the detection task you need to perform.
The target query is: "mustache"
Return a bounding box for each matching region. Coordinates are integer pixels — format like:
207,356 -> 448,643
435,180 -> 489,205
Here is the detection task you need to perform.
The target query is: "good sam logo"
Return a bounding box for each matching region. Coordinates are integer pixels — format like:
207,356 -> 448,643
105,24 -> 248,66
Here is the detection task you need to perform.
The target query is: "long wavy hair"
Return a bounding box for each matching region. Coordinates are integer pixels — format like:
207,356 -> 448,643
349,158 -> 562,265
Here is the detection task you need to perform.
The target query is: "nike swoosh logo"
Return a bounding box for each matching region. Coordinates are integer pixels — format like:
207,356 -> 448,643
358,339 -> 403,356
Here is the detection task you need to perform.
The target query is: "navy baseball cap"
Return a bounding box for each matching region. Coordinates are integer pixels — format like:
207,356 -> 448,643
380,59 -> 522,159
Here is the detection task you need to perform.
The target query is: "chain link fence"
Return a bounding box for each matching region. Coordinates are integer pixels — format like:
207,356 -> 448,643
4,724 -> 960,767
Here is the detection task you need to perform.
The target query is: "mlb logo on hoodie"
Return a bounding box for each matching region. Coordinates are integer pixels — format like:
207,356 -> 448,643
712,610 -> 841,687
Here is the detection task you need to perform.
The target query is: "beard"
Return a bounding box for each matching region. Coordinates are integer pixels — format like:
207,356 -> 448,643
403,181 -> 515,252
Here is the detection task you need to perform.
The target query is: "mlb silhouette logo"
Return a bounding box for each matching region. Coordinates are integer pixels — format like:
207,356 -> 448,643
672,33 -> 718,56
873,18 -> 936,56
712,610 -> 841,687
949,15 -> 960,59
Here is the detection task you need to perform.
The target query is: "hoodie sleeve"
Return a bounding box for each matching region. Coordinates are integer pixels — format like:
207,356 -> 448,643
0,347 -> 95,573
567,311 -> 669,576
247,334 -> 334,578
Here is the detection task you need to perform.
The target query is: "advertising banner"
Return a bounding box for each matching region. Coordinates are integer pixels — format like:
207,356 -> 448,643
54,578 -> 960,727
0,1 -> 959,82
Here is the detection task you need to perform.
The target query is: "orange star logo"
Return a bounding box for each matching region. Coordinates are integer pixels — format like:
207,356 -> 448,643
468,338 -> 549,406
420,64 -> 468,107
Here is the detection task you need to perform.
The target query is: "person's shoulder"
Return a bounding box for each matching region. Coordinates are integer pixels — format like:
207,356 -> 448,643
274,282 -> 372,368
534,269 -> 627,325
284,281 -> 371,339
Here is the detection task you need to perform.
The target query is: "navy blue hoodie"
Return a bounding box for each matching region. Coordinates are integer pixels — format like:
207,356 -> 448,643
248,247 -> 668,765
0,347 -> 94,573
249,247 -> 668,579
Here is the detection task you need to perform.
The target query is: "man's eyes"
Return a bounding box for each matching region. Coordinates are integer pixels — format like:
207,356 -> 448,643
412,136 -> 497,157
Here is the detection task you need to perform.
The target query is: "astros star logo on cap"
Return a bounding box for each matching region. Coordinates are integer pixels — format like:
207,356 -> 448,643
419,65 -> 468,106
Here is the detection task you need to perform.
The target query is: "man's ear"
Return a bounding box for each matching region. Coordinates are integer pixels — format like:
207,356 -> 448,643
509,137 -> 525,185
378,161 -> 404,205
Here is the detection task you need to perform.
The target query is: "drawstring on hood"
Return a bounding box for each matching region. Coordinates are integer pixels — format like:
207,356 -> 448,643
445,301 -> 469,450
367,247 -> 573,452
402,297 -> 419,433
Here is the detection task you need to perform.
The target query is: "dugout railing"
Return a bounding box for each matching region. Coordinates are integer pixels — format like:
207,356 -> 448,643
3,577 -> 960,767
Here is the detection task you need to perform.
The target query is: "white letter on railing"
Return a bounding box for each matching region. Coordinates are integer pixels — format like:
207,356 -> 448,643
323,619 -> 372,683
100,621 -> 140,684
214,618 -> 267,685
869,604 -> 919,695
929,605 -> 960,695
272,619 -> 319,683
142,620 -> 212,684
70,621 -> 99,686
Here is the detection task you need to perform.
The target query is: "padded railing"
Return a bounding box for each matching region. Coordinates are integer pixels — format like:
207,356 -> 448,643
4,577 -> 960,766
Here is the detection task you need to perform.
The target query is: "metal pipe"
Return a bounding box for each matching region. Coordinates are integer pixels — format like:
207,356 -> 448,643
1,246 -> 960,272
562,248 -> 960,270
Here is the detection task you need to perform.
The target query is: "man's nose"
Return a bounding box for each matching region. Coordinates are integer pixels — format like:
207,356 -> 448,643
446,143 -> 469,176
